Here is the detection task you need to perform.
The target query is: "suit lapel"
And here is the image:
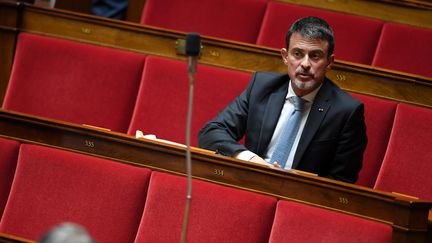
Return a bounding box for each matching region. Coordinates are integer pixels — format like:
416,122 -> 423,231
292,80 -> 333,168
256,84 -> 288,155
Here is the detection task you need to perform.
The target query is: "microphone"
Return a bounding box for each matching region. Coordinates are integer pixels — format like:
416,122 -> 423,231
186,33 -> 201,76
181,32 -> 201,243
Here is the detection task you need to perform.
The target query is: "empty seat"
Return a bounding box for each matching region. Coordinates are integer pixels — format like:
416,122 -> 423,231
257,2 -> 383,65
349,93 -> 397,187
140,0 -> 267,43
127,56 -> 251,146
0,138 -> 19,220
2,33 -> 146,133
0,144 -> 152,242
269,200 -> 392,243
374,103 -> 432,200
372,23 -> 432,78
135,171 -> 276,242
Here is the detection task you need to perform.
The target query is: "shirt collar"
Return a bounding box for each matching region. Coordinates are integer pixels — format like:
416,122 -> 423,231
286,81 -> 322,103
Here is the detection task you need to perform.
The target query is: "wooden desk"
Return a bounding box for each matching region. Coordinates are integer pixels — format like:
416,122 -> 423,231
0,109 -> 430,242
0,233 -> 34,243
0,1 -> 432,108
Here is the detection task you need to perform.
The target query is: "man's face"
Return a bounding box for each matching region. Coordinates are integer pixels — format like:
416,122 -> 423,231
281,32 -> 334,96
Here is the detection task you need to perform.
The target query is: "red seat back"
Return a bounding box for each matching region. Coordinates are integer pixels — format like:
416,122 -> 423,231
257,2 -> 383,65
3,33 -> 146,132
269,200 -> 392,243
372,23 -> 432,78
0,144 -> 151,242
128,56 -> 251,146
374,103 -> 432,200
349,93 -> 397,187
0,138 -> 19,220
141,0 -> 267,43
135,171 -> 276,242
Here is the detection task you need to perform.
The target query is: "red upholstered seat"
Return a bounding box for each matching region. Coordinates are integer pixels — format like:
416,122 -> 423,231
2,33 -> 146,133
372,23 -> 432,78
269,200 -> 392,243
127,56 -> 251,146
135,171 -> 276,242
140,0 -> 267,43
374,103 -> 432,200
0,138 -> 19,220
256,2 -> 383,65
0,144 -> 151,242
349,93 -> 397,187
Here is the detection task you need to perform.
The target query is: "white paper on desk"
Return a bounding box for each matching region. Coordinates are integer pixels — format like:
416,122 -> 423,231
135,130 -> 186,147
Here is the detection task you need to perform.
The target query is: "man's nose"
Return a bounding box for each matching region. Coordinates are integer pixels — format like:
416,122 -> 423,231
300,56 -> 311,70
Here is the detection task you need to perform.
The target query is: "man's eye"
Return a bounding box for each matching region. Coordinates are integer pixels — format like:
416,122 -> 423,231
292,51 -> 302,58
310,52 -> 323,60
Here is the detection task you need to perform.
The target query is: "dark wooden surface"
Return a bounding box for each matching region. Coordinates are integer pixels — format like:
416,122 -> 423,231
0,109 -> 430,242
0,1 -> 19,105
54,0 -> 91,14
125,0 -> 145,23
0,233 -> 34,243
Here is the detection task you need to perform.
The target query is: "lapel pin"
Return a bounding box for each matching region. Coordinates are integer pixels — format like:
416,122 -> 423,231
318,108 -> 324,112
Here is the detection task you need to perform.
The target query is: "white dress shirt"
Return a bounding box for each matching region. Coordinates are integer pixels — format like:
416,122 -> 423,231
235,81 -> 321,169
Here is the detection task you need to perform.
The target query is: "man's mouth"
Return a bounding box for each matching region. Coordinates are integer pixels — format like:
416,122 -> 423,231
297,73 -> 313,80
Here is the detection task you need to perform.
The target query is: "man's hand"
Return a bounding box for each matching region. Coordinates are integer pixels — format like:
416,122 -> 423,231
249,155 -> 281,169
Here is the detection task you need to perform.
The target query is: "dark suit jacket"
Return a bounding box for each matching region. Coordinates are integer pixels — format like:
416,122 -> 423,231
198,72 -> 367,183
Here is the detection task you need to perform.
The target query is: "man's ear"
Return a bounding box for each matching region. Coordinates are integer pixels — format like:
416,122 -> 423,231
327,54 -> 335,69
280,48 -> 289,64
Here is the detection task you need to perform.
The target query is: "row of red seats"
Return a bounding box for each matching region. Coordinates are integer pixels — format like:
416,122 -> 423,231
2,33 -> 250,140
0,140 -> 393,242
2,33 -> 432,194
141,0 -> 432,78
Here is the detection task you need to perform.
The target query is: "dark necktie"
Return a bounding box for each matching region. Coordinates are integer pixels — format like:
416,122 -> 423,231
270,96 -> 306,169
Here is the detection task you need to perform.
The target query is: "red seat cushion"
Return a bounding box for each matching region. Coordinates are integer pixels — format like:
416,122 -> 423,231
141,0 -> 267,43
372,23 -> 432,78
257,2 -> 383,65
374,103 -> 432,200
135,171 -> 276,242
269,200 -> 392,243
0,138 -> 19,220
0,144 -> 151,242
349,93 -> 397,187
127,56 -> 251,146
3,33 -> 146,132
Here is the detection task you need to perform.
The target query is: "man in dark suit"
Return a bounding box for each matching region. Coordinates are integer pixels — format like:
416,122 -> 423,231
198,16 -> 367,183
